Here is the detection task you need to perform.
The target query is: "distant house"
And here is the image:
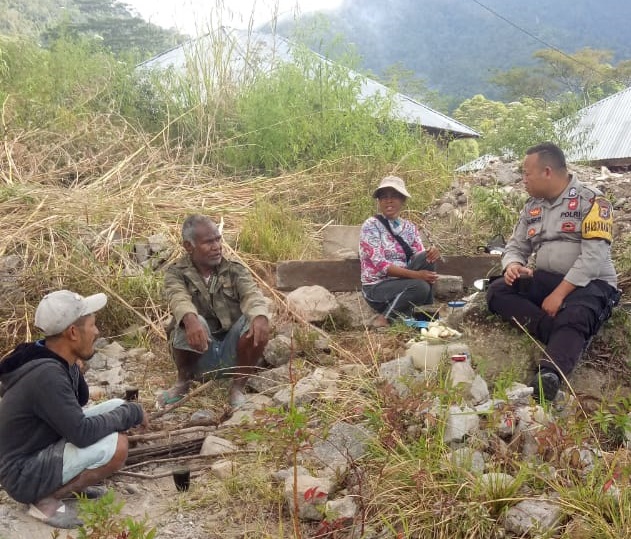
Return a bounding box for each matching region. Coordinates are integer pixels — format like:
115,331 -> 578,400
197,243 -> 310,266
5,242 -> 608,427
563,86 -> 631,168
138,27 -> 479,141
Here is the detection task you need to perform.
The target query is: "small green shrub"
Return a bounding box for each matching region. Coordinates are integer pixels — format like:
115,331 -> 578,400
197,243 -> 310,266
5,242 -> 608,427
71,490 -> 156,539
238,199 -> 317,262
471,186 -> 525,238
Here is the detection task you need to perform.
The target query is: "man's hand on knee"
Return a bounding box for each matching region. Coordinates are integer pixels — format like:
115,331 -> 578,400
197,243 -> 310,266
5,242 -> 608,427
182,312 -> 210,352
246,315 -> 270,348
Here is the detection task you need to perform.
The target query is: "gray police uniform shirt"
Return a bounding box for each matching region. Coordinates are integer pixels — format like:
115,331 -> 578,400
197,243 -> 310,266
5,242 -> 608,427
502,175 -> 617,289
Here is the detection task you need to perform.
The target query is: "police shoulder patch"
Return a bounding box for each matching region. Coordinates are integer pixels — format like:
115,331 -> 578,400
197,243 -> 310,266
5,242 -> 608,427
582,196 -> 613,242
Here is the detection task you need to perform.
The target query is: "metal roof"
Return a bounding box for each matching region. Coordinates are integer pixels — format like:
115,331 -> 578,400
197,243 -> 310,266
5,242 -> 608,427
563,86 -> 631,163
455,154 -> 500,173
139,28 -> 479,139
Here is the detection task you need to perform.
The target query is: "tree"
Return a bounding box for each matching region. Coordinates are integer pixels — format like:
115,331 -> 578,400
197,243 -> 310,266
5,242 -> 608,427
492,47 -> 629,108
489,66 -> 558,103
379,62 -> 450,113
533,48 -> 621,106
452,95 -> 566,158
42,0 -> 185,60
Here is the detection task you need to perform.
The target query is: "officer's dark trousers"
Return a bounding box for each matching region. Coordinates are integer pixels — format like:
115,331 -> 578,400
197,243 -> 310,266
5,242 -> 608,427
487,270 -> 616,375
362,252 -> 434,320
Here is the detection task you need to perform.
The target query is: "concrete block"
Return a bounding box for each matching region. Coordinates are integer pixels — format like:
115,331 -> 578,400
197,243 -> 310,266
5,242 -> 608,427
433,275 -> 463,300
322,225 -> 361,258
276,259 -> 361,292
436,255 -> 501,288
275,255 -> 500,293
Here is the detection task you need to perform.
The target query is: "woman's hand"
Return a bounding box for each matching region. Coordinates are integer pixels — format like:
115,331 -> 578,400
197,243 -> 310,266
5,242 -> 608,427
425,246 -> 441,264
416,270 -> 438,284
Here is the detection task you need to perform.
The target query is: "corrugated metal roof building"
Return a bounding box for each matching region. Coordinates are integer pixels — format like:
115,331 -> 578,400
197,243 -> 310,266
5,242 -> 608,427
138,27 -> 479,140
563,86 -> 631,166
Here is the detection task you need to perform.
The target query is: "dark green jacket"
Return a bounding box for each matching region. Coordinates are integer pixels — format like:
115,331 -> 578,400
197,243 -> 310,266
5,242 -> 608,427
164,255 -> 269,337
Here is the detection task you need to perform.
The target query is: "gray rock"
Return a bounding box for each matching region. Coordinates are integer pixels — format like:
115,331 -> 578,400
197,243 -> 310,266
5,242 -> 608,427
147,233 -> 169,253
474,399 -> 506,414
444,404 -> 479,443
133,242 -> 151,264
285,286 -> 340,323
273,368 -> 339,407
449,360 -> 476,387
210,460 -> 235,479
324,496 -> 358,521
560,446 -> 597,475
284,474 -> 334,521
272,466 -> 311,482
446,448 -> 485,474
438,202 -> 455,217
334,292 -> 376,328
246,363 -> 290,395
264,335 -> 293,367
378,356 -> 425,397
504,499 -> 562,536
199,435 -> 237,457
506,383 -> 534,405
98,341 -> 126,360
190,410 -> 219,423
469,375 -> 490,405
311,422 -> 374,469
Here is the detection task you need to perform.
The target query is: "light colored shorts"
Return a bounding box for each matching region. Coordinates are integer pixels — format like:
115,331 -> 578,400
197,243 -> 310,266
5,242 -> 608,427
61,399 -> 123,484
171,314 -> 249,379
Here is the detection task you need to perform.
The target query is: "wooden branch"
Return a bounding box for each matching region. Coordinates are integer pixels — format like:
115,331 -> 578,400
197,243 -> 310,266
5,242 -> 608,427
123,453 -> 216,470
122,449 -> 255,471
128,425 -> 215,443
149,378 -> 229,420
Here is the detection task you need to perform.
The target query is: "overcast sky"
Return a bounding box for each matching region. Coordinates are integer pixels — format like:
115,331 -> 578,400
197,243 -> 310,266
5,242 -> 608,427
125,0 -> 343,35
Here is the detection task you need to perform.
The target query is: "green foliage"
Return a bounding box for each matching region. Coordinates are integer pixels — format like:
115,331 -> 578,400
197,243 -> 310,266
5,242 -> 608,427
74,490 -> 156,539
453,95 -> 570,158
471,186 -> 525,238
0,34 -> 165,135
220,49 -> 416,172
1,0 -> 183,60
237,199 -> 317,262
448,138 -> 480,168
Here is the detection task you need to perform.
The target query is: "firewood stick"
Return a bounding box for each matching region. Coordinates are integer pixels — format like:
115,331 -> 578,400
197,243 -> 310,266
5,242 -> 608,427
127,425 -> 215,443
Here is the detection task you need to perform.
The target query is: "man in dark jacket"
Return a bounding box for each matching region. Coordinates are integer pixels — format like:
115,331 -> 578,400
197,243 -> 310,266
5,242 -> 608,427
0,290 -> 147,529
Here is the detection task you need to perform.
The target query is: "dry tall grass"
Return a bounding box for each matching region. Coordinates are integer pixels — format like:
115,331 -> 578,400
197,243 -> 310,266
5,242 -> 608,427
0,114 -> 448,355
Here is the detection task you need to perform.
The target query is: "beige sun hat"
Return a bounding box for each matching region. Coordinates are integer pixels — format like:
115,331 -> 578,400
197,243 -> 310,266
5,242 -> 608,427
372,175 -> 411,199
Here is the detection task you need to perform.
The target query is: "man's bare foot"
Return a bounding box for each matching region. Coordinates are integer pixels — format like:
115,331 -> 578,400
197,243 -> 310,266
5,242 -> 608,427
156,381 -> 191,408
31,497 -> 62,518
28,498 -> 83,528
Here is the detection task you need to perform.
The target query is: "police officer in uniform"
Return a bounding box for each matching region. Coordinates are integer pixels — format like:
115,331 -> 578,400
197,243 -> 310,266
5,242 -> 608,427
487,142 -> 619,402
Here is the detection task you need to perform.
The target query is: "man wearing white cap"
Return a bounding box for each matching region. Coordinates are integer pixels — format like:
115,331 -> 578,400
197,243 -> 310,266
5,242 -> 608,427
0,290 -> 147,529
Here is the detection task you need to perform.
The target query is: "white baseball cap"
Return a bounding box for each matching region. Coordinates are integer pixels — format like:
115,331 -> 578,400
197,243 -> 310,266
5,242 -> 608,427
372,175 -> 411,199
35,290 -> 107,336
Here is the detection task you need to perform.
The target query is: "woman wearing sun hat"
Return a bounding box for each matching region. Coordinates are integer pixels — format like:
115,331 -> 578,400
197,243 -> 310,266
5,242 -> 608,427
359,175 -> 441,326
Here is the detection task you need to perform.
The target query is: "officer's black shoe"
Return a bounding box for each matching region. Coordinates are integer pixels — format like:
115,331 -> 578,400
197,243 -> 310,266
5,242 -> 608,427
530,368 -> 560,403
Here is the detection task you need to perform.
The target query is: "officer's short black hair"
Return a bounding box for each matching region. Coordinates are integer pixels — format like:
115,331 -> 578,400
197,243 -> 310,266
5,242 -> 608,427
525,142 -> 567,171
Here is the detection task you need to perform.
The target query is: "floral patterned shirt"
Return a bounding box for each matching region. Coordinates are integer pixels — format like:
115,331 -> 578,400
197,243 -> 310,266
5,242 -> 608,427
359,216 -> 426,285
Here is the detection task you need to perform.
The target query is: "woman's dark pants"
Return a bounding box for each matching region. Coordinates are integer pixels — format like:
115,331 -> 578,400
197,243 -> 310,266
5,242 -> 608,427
362,252 -> 435,320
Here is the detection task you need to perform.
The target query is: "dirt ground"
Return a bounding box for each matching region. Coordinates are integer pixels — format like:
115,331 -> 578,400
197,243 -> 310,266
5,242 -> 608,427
2,160 -> 631,538
2,299 -> 630,539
